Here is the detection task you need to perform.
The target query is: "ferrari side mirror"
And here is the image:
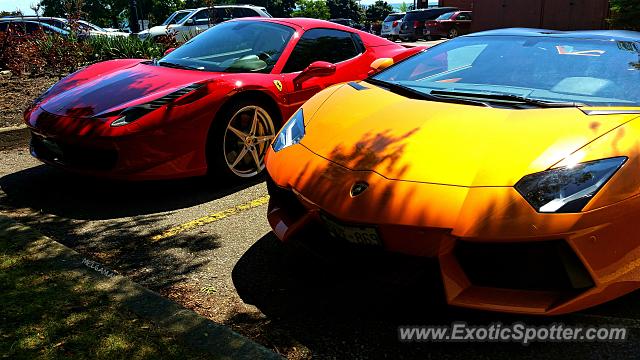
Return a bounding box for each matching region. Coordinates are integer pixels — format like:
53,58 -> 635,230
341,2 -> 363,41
369,58 -> 394,75
164,47 -> 176,56
293,61 -> 336,90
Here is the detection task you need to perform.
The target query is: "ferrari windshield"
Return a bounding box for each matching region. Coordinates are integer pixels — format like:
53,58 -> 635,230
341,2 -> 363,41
160,21 -> 294,73
372,35 -> 640,107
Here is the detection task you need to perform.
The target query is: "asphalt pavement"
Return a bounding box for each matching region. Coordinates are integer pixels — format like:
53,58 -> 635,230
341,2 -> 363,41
2,80 -> 640,358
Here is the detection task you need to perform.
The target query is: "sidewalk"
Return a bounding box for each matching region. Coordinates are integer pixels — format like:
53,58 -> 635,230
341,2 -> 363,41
0,215 -> 281,359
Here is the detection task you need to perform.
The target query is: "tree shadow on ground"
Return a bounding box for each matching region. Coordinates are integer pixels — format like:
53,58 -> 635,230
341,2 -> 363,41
0,164 -> 262,220
0,218 -> 211,360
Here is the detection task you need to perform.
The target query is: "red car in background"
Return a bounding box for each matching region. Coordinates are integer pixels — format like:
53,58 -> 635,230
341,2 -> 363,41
425,11 -> 472,39
25,18 -> 420,181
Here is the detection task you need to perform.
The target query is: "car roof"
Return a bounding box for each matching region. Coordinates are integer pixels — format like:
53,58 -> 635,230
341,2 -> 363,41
2,16 -> 66,20
193,4 -> 265,10
407,7 -> 457,12
0,19 -> 68,31
247,17 -> 354,31
467,28 -> 640,42
228,17 -> 397,46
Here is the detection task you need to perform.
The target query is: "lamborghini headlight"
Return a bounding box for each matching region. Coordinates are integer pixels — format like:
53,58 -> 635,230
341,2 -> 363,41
515,157 -> 627,213
272,109 -> 305,152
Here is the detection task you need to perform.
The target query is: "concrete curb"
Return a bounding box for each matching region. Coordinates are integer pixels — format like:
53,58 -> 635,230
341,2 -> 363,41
0,216 -> 282,359
0,124 -> 29,151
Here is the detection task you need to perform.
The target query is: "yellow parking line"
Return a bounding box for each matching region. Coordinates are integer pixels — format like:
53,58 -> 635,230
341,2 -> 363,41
151,195 -> 270,241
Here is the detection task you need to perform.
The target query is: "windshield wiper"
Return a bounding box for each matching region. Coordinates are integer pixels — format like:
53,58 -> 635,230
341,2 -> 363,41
366,78 -> 488,107
429,90 -> 585,108
157,61 -> 202,71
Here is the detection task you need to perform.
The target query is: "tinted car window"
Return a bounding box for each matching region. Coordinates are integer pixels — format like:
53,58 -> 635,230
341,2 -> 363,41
436,12 -> 456,20
160,21 -> 294,73
235,8 -> 259,17
383,14 -> 405,22
25,22 -> 43,33
457,12 -> 472,20
214,8 -> 233,22
405,8 -> 457,21
193,9 -> 210,24
283,28 -> 361,73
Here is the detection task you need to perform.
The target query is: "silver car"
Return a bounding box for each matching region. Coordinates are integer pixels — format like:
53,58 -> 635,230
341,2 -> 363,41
381,12 -> 405,41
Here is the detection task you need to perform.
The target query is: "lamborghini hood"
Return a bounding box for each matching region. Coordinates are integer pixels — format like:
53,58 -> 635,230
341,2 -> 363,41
301,82 -> 640,187
40,61 -> 217,118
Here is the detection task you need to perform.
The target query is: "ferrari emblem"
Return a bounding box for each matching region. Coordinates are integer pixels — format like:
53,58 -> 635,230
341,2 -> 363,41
273,80 -> 283,92
350,182 -> 369,197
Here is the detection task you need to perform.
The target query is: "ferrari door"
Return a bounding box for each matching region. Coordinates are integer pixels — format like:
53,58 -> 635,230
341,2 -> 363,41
279,28 -> 375,109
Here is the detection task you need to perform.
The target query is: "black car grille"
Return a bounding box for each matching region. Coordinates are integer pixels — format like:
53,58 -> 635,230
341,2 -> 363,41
455,240 -> 594,292
31,133 -> 118,171
265,174 -> 307,216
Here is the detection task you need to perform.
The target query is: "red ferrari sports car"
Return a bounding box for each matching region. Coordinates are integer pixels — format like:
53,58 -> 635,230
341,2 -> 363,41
25,18 -> 419,180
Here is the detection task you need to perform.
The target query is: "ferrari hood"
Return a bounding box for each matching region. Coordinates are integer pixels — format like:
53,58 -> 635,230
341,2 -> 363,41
40,62 -> 217,118
301,82 -> 640,187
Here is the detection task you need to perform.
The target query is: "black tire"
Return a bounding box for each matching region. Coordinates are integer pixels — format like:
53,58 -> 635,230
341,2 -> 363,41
207,98 -> 280,181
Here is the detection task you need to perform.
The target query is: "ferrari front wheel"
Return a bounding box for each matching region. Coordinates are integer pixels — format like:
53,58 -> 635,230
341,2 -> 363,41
209,100 -> 277,180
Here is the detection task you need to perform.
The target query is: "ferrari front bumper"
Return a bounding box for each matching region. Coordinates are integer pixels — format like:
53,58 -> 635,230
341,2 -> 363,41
265,144 -> 640,315
25,107 -> 209,180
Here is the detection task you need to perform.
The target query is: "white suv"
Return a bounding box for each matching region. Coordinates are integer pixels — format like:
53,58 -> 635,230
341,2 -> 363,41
138,5 -> 271,43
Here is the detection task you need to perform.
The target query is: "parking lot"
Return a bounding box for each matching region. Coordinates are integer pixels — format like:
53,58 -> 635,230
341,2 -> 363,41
2,125 -> 640,359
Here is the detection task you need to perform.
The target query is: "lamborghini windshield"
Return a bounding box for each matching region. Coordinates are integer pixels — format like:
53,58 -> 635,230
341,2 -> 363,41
372,35 -> 640,107
159,21 -> 294,73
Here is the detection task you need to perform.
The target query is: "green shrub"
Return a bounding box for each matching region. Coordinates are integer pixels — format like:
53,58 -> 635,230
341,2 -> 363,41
609,0 -> 640,31
88,36 -> 166,63
1,32 -> 177,76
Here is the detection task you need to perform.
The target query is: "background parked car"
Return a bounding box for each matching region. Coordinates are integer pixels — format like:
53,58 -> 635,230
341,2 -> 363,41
138,5 -> 272,42
1,16 -> 129,37
381,12 -> 405,41
0,19 -> 69,37
329,18 -> 365,30
398,7 -> 458,41
161,9 -> 194,26
424,10 -> 472,39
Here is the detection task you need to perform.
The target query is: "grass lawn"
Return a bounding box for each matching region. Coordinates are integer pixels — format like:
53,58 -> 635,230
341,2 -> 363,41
0,221 -> 207,359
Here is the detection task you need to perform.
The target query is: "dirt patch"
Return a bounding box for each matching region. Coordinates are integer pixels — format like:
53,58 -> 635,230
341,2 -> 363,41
0,74 -> 61,128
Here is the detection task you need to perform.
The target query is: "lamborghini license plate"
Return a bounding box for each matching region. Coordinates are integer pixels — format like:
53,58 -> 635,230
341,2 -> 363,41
321,214 -> 381,247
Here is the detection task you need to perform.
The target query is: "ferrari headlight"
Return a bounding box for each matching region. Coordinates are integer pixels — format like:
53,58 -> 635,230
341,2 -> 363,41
515,157 -> 627,213
272,109 -> 305,152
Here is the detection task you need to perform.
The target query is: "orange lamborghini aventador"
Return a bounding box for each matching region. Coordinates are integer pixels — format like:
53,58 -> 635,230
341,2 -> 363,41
264,28 -> 640,315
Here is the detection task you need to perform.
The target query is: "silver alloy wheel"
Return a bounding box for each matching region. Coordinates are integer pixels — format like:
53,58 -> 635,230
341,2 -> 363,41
223,105 -> 276,178
449,28 -> 458,38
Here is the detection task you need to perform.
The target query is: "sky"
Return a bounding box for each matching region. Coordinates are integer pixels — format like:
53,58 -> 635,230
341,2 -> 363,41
1,0 -> 439,16
1,0 -> 37,15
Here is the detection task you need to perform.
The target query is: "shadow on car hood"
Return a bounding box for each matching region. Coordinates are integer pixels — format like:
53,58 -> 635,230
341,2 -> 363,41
40,62 -> 218,118
301,82 -> 639,187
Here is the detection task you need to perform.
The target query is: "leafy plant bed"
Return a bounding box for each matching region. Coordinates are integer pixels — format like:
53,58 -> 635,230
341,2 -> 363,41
0,74 -> 61,129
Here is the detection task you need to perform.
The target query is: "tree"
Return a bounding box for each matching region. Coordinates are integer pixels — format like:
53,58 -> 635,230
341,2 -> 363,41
399,1 -> 408,12
0,10 -> 23,16
237,0 -> 296,18
326,0 -> 362,21
365,0 -> 392,21
291,0 -> 330,19
40,0 -> 130,28
609,0 -> 640,30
